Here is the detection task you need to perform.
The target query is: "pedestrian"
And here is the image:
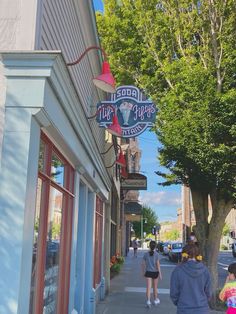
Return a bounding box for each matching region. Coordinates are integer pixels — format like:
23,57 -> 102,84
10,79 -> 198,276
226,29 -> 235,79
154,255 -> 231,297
170,243 -> 212,314
189,231 -> 198,246
132,238 -> 138,257
141,240 -> 162,308
219,262 -> 236,314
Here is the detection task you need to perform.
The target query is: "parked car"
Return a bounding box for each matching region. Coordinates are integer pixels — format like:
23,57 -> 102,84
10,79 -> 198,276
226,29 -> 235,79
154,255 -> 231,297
162,242 -> 170,255
46,240 -> 60,265
156,241 -> 164,252
232,243 -> 236,257
168,242 -> 183,262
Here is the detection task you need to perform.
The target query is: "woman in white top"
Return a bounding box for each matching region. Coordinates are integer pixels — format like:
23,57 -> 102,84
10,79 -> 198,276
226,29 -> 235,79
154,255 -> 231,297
141,241 -> 162,308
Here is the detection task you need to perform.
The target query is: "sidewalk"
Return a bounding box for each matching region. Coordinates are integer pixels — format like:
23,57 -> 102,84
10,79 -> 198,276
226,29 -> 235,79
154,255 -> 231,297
96,249 -> 225,314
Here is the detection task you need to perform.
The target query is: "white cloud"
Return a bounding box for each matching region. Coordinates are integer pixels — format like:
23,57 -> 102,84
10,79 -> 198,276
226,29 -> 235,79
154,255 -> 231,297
139,191 -> 181,207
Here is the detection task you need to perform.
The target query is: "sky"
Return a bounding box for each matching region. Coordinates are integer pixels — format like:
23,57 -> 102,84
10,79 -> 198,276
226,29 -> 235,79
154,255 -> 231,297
93,0 -> 104,12
93,0 -> 182,222
138,131 -> 181,222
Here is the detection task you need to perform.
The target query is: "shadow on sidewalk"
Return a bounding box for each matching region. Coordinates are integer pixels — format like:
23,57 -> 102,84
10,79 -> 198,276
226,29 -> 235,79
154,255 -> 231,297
96,248 -> 225,314
96,249 -> 175,314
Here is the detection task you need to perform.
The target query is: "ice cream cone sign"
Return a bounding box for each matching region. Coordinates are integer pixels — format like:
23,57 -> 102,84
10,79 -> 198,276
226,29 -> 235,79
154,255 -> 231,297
95,85 -> 156,138
119,101 -> 133,126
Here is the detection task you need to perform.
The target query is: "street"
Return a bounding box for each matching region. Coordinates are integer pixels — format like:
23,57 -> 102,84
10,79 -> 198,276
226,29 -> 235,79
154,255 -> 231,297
161,250 -> 235,288
217,251 -> 235,287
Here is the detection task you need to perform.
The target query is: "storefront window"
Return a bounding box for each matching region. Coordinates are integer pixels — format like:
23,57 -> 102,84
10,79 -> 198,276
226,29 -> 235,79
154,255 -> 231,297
29,132 -> 74,314
51,153 -> 65,187
110,223 -> 117,257
110,189 -> 118,257
29,178 -> 43,313
43,187 -> 62,313
38,141 -> 46,172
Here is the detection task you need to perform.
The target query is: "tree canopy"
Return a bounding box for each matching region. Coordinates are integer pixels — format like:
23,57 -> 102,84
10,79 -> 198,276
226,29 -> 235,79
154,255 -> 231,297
132,205 -> 159,238
222,223 -> 230,236
165,229 -> 180,241
97,0 -> 236,197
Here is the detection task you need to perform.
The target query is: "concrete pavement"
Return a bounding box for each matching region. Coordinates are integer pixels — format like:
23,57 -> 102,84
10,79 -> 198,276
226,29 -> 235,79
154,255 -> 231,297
96,248 -> 225,314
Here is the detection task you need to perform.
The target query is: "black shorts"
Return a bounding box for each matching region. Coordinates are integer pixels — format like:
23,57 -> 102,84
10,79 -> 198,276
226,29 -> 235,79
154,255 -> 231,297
145,271 -> 159,279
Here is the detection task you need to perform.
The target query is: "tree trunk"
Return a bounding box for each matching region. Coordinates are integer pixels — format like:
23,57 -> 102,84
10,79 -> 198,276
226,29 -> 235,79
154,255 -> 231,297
207,209 -> 226,307
191,187 -> 233,308
191,188 -> 209,255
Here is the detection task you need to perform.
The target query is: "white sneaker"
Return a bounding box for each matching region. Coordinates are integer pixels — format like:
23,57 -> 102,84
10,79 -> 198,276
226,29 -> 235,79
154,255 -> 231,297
154,298 -> 160,306
146,300 -> 151,308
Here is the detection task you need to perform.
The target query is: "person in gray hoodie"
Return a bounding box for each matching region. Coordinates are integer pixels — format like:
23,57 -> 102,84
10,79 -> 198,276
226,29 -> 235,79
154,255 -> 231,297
170,243 -> 212,314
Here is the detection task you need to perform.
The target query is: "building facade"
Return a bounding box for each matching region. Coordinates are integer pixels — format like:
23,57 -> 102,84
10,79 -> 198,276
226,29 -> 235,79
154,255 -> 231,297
121,138 -> 143,253
0,1 -> 121,314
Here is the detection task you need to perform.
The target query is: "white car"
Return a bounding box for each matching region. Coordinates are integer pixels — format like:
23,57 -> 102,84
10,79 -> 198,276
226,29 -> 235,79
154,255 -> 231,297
232,243 -> 236,257
163,243 -> 170,255
168,242 -> 183,262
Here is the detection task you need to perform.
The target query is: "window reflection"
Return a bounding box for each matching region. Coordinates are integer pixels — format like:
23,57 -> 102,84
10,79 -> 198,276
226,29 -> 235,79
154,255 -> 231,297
29,178 -> 42,313
39,141 -> 46,172
43,187 -> 62,313
51,153 -> 64,187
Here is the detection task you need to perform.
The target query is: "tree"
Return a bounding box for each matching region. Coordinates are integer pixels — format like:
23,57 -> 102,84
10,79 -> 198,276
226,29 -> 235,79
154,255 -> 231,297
222,223 -> 230,237
96,0 -> 236,303
165,229 -> 180,241
132,205 -> 159,238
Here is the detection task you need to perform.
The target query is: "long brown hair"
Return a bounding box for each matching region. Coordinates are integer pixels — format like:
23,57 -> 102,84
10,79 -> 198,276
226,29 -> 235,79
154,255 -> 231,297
149,241 -> 156,256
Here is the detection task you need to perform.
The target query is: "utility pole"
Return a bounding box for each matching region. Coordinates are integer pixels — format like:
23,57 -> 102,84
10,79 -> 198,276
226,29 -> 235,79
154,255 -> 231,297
140,217 -> 147,248
156,224 -> 161,242
141,216 -> 143,248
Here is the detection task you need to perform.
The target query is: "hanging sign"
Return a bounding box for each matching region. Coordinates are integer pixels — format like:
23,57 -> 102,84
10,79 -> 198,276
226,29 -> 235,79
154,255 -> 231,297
121,173 -> 147,190
96,85 -> 156,138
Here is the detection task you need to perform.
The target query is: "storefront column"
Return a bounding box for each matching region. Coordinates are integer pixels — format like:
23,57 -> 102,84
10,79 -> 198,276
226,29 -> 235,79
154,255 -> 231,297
0,108 -> 40,314
68,172 -> 80,314
103,201 -> 111,294
74,183 -> 88,313
84,190 -> 95,314
0,62 -> 6,164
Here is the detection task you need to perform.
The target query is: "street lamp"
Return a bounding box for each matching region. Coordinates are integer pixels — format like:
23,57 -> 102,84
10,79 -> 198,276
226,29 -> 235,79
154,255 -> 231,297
67,47 -> 121,138
67,46 -> 116,93
140,217 -> 147,248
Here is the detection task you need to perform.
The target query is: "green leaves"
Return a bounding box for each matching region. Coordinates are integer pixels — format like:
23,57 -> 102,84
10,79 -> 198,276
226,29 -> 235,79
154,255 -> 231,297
132,205 -> 159,238
97,0 -> 236,199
